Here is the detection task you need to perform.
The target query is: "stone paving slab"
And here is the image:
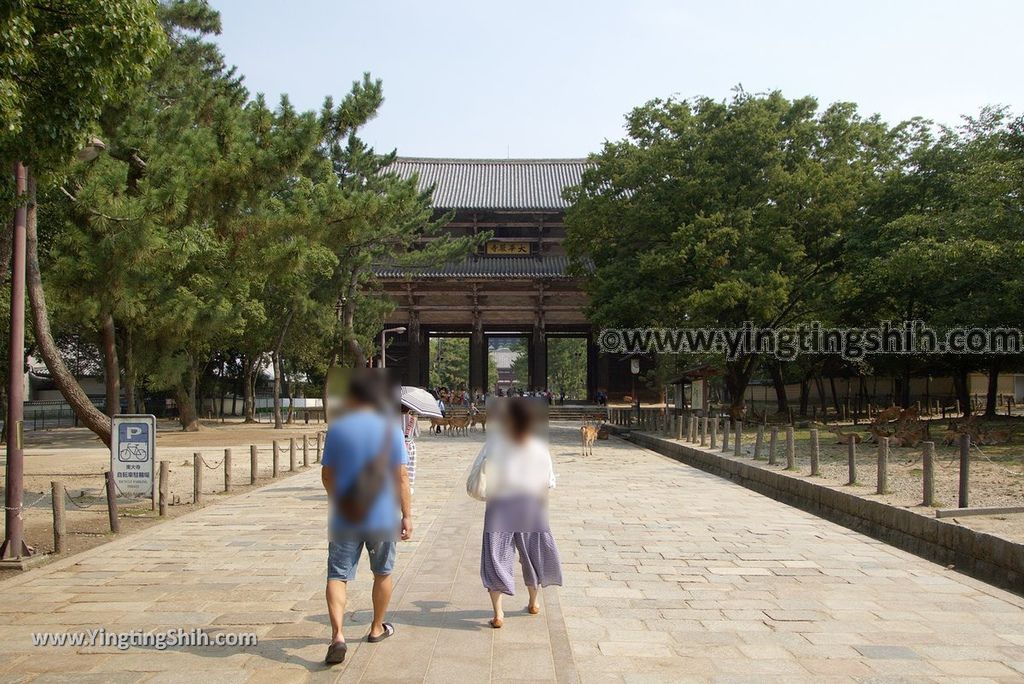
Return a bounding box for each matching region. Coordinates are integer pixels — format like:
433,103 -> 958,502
0,425 -> 1022,683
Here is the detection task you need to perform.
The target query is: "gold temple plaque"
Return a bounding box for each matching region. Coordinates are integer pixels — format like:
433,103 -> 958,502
486,241 -> 531,255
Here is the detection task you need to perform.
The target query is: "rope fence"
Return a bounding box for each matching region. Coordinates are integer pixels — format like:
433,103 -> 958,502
613,408 -> 1022,514
40,430 -> 326,557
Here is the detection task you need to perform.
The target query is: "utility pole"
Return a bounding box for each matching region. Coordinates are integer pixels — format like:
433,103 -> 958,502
2,162 -> 33,560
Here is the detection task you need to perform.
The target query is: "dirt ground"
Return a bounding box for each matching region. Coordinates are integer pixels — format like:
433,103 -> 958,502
0,417 -> 331,578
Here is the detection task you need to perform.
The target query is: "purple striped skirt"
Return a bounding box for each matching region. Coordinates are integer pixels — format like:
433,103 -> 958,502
481,495 -> 562,596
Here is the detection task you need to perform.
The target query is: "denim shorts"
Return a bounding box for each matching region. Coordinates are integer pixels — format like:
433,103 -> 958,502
327,537 -> 396,581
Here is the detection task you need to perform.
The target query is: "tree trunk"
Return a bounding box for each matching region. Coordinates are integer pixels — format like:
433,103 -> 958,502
769,361 -> 789,413
271,310 -> 295,430
985,357 -> 1001,417
24,172 -> 111,445
242,355 -> 255,422
828,375 -> 841,415
724,356 -> 757,419
798,377 -> 809,416
121,326 -> 137,414
900,363 -> 912,408
272,352 -> 283,429
342,268 -> 366,366
175,365 -> 200,431
285,357 -> 295,424
953,364 -> 972,418
99,311 -> 120,418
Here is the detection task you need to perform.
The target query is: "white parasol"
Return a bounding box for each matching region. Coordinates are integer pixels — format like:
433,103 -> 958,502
400,386 -> 443,417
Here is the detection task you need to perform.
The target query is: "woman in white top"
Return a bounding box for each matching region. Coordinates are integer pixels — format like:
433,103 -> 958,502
475,398 -> 562,628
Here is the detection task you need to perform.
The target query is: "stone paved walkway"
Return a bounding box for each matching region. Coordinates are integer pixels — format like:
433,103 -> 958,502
0,426 -> 1022,683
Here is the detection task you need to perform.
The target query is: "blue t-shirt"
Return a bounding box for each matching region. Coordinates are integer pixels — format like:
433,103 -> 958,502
321,410 -> 408,534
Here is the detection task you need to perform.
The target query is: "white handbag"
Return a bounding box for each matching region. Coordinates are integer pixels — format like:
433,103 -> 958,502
466,443 -> 489,501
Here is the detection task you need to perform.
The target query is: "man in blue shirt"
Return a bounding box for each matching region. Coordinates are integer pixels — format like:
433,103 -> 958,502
320,371 -> 411,665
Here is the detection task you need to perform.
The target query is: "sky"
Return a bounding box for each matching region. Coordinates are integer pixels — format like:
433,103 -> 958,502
210,0 -> 1024,159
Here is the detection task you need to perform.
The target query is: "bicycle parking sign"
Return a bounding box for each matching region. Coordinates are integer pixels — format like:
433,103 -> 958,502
111,415 -> 156,497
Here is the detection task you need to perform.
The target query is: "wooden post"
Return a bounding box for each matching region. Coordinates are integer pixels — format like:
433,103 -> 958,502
676,413 -> 684,440
303,434 -> 310,467
959,433 -> 970,508
754,425 -> 764,459
734,420 -> 742,458
876,437 -> 889,494
105,470 -> 120,533
250,445 -> 258,484
289,437 -> 297,472
272,441 -> 280,478
721,419 -> 730,452
710,416 -> 718,449
159,461 -> 169,517
847,440 -> 857,485
785,427 -> 795,470
193,453 -> 203,505
689,415 -> 697,442
922,441 -> 935,507
768,427 -> 778,465
316,432 -> 323,463
51,481 -> 66,554
809,429 -> 820,476
700,415 -> 708,446
224,448 -> 232,492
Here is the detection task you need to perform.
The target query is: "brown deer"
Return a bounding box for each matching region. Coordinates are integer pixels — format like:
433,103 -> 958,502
429,416 -> 449,435
469,405 -> 487,432
978,429 -> 1011,446
581,423 -> 599,456
873,406 -> 902,424
448,414 -> 471,436
826,423 -> 863,445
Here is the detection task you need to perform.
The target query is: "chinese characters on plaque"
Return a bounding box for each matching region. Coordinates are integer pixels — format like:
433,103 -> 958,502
485,241 -> 532,255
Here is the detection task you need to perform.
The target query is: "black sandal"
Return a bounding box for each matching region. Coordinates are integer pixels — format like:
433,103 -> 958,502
367,622 -> 395,643
325,640 -> 347,665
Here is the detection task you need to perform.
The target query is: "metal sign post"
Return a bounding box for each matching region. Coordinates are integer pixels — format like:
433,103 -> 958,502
111,415 -> 156,499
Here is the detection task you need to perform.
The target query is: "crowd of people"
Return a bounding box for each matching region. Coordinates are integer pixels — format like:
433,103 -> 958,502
429,386 -> 564,412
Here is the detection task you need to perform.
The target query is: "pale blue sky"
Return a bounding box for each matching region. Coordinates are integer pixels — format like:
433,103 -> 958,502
210,0 -> 1023,158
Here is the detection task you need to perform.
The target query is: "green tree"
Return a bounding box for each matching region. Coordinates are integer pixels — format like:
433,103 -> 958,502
429,337 -> 469,390
566,90 -> 887,414
547,337 -> 586,400
2,0 -> 164,444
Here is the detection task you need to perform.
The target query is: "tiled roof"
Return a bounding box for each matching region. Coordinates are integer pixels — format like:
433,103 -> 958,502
375,255 -> 574,280
388,158 -> 590,210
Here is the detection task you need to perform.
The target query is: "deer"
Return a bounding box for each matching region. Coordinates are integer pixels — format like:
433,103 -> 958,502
581,421 -> 599,456
448,414 -> 471,436
825,423 -> 863,445
429,416 -> 449,435
469,405 -> 487,432
978,428 -> 1011,446
873,406 -> 902,424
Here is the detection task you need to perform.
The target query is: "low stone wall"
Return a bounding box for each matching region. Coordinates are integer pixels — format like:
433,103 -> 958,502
616,428 -> 1024,595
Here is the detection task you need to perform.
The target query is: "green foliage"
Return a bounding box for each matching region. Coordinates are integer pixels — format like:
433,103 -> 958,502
428,337 -> 468,390
547,337 -> 586,399
25,0 -> 477,430
566,90 -> 887,404
0,0 -> 165,172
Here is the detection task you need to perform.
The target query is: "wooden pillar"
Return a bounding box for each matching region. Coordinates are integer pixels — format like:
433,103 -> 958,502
469,313 -> 486,394
530,319 -> 547,392
587,329 -> 600,401
406,311 -> 421,388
